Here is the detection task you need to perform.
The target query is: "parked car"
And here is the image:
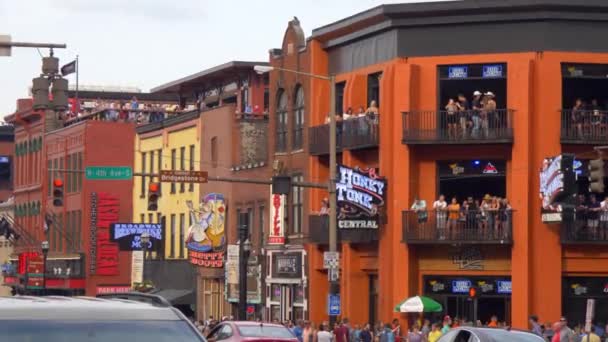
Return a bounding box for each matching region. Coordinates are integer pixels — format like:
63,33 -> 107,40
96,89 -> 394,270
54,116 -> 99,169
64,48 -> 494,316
438,327 -> 545,342
0,292 -> 206,342
207,321 -> 297,342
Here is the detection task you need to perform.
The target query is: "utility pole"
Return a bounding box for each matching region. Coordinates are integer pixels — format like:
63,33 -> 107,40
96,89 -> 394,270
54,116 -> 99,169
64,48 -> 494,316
327,75 -> 339,327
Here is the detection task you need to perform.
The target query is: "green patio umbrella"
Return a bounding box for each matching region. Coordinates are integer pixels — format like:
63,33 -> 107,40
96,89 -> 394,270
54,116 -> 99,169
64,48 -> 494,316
394,295 -> 443,313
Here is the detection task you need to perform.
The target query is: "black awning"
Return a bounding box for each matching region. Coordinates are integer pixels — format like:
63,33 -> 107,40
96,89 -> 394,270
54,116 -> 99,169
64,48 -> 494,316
151,289 -> 194,305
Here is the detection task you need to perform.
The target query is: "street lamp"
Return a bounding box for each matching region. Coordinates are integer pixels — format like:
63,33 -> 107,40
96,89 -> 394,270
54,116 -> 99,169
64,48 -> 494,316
254,65 -> 338,324
238,222 -> 251,321
41,240 -> 49,295
140,232 -> 151,282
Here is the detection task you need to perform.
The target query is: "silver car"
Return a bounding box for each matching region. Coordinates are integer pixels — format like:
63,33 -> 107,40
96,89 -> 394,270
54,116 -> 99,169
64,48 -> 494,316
438,327 -> 545,342
0,292 -> 206,342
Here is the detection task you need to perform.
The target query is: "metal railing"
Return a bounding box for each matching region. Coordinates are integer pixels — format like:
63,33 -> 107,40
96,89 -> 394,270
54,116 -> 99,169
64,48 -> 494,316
560,109 -> 608,144
402,109 -> 514,144
341,115 -> 379,150
64,108 -> 171,128
561,212 -> 608,244
308,123 -> 343,156
402,209 -> 513,244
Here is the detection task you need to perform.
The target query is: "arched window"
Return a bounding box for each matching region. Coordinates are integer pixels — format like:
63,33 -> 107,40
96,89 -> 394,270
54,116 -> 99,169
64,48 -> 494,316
293,86 -> 305,150
276,90 -> 288,152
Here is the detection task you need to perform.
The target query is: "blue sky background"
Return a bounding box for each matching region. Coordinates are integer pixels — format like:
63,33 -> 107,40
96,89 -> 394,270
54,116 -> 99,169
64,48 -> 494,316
0,0 -> 451,116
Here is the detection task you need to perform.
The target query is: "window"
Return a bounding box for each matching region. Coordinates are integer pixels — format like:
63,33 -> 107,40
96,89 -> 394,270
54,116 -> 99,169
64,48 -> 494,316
291,174 -> 304,234
189,145 -> 195,192
47,160 -> 52,194
157,213 -> 162,225
367,72 -> 381,109
179,213 -> 185,258
149,151 -> 154,184
141,152 -> 147,198
66,211 -> 72,251
170,149 -> 176,193
65,155 -> 71,193
157,148 -> 162,195
140,214 -> 145,223
76,210 -> 82,251
170,214 -> 176,258
148,213 -> 153,223
275,90 -> 288,152
335,82 -> 346,115
180,146 -> 185,193
57,213 -> 63,252
211,137 -> 218,168
77,152 -> 83,192
293,86 -> 305,150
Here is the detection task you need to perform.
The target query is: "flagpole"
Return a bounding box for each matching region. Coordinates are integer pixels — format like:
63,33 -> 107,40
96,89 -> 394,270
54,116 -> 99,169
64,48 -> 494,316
75,55 -> 79,112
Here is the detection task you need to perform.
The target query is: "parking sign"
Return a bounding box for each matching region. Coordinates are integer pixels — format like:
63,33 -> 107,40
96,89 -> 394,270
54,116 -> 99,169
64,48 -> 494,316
328,294 -> 341,316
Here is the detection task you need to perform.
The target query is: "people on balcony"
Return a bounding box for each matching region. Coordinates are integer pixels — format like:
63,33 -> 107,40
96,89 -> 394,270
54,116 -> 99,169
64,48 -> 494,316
411,198 -> 428,223
443,90 -> 503,140
572,193 -> 608,241
317,198 -> 330,216
433,195 -> 448,237
568,98 -> 608,139
446,197 -> 460,239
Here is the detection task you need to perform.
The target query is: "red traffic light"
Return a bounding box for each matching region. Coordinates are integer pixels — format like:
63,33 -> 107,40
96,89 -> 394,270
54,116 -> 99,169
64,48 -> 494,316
149,182 -> 160,193
53,178 -> 63,187
469,287 -> 477,298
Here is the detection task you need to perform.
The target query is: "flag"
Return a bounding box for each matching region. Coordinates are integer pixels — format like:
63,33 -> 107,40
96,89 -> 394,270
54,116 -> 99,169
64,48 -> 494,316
61,60 -> 77,76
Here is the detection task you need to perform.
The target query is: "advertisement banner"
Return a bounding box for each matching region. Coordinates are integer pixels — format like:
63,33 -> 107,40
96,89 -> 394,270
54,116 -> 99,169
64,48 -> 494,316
130,250 -> 143,287
268,193 -> 286,245
185,193 -> 226,267
336,166 -> 387,229
540,154 -> 576,223
110,223 -> 163,252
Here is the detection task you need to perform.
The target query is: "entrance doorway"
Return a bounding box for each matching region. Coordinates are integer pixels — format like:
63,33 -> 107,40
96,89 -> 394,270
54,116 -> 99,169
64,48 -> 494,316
441,296 -> 509,325
268,284 -> 306,322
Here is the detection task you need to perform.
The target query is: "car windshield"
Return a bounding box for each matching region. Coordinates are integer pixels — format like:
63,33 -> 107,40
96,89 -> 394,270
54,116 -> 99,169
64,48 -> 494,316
0,320 -> 205,342
237,325 -> 295,338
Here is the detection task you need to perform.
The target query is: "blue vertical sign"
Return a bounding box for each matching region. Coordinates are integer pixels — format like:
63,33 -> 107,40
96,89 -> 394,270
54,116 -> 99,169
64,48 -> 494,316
328,294 -> 341,316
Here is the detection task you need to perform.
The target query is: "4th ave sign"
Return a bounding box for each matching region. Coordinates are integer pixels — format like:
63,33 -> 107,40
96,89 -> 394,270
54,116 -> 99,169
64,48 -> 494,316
160,170 -> 208,183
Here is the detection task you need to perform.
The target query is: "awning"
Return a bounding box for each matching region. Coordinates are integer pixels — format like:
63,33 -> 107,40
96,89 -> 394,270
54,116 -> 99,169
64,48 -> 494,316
151,289 -> 194,305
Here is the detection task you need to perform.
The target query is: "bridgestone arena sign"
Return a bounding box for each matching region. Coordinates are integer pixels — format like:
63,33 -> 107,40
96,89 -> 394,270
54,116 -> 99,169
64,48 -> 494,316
336,166 -> 387,229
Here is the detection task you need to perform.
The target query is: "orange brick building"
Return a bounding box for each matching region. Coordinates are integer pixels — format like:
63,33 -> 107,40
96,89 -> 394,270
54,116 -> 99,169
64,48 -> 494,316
269,0 -> 608,329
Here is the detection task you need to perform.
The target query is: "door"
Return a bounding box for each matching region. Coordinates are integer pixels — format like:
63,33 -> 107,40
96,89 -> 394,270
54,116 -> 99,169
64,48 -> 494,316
446,296 -> 475,323
280,285 -> 292,322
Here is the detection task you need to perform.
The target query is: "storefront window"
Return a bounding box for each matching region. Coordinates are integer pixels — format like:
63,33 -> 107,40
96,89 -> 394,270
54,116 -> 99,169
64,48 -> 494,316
271,284 -> 281,302
293,307 -> 304,321
271,305 -> 281,322
294,285 -> 304,304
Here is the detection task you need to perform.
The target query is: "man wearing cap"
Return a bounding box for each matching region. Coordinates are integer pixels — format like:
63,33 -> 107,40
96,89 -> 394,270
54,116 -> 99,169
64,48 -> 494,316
483,92 -> 497,137
471,91 -> 483,138
559,317 -> 575,342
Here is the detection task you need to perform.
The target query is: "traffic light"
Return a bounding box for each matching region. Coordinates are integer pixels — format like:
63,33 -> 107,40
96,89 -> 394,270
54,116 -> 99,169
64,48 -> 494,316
272,175 -> 291,195
589,158 -> 605,193
52,178 -> 64,207
148,182 -> 160,211
468,286 -> 478,300
31,76 -> 50,110
50,77 -> 69,111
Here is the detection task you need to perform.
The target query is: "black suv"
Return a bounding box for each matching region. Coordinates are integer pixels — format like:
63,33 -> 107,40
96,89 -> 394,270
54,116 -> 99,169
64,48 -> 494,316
0,292 -> 206,341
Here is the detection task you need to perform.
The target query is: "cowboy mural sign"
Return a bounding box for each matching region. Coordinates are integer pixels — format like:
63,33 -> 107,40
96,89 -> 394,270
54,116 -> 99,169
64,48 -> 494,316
186,193 -> 226,267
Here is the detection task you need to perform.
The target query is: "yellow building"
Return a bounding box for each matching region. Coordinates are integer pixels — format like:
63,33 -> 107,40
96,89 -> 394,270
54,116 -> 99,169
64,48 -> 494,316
133,111 -> 202,261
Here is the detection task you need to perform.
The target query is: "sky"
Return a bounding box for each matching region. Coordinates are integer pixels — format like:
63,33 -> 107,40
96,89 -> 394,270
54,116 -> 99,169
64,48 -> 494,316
0,0 -> 452,117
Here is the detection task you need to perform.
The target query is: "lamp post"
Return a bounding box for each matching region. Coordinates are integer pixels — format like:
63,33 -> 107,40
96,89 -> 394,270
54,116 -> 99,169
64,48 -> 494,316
140,232 -> 151,284
41,240 -> 49,296
238,220 -> 251,321
254,65 -> 338,325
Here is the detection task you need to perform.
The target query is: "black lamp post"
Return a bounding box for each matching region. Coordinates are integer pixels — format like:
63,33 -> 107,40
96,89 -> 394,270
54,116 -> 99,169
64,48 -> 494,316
140,232 -> 151,283
238,223 -> 251,321
41,240 -> 49,295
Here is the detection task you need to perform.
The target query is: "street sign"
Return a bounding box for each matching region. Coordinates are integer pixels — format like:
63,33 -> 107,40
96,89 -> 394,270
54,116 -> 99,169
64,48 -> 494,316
329,267 -> 339,282
323,251 -> 340,269
85,166 -> 133,180
0,35 -> 11,57
328,294 -> 341,316
160,170 -> 208,183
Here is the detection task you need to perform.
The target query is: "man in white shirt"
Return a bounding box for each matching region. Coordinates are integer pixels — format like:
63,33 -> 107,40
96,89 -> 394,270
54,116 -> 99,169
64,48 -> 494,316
317,324 -> 333,342
433,195 -> 448,239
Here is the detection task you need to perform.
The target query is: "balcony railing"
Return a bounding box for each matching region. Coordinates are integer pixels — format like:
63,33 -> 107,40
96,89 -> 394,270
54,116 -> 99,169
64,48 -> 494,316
308,123 -> 343,156
560,109 -> 608,144
402,109 -> 514,144
561,213 -> 608,244
401,210 -> 513,244
342,115 -> 379,150
64,108 -> 169,128
308,215 -> 379,244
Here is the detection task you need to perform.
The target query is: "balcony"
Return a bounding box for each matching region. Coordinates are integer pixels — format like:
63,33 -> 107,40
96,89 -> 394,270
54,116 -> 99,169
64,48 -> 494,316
560,109 -> 608,144
402,109 -> 514,145
308,215 -> 379,244
308,123 -> 342,156
561,215 -> 608,244
401,210 -> 513,244
341,116 -> 379,150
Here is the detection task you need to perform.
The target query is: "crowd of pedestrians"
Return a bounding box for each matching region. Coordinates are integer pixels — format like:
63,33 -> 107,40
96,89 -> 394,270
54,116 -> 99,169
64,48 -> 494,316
529,315 -> 608,342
